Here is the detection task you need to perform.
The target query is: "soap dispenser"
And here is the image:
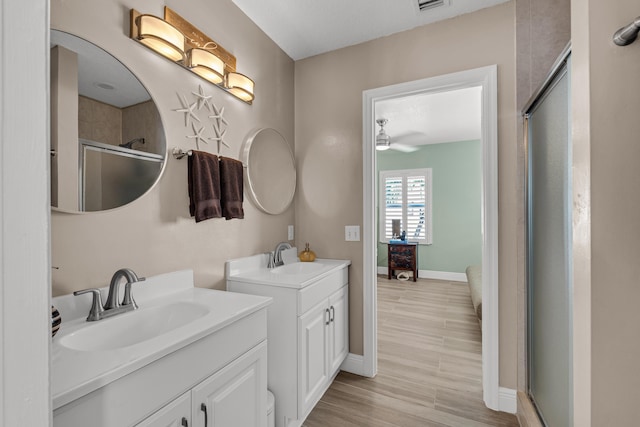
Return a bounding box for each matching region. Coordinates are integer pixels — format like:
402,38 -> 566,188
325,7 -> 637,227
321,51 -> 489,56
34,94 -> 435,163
299,243 -> 316,262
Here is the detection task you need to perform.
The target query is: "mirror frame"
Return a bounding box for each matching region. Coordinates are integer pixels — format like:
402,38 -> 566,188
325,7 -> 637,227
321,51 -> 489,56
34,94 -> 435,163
241,128 -> 296,215
50,29 -> 168,214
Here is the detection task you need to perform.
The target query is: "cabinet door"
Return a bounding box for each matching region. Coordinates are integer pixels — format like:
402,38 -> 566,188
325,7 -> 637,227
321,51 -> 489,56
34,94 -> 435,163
297,299 -> 329,415
135,392 -> 191,427
192,342 -> 267,427
328,286 -> 349,374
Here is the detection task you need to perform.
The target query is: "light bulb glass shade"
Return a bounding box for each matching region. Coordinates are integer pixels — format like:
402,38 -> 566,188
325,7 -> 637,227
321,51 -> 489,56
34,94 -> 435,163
376,133 -> 390,150
226,72 -> 255,102
136,15 -> 185,62
188,48 -> 225,84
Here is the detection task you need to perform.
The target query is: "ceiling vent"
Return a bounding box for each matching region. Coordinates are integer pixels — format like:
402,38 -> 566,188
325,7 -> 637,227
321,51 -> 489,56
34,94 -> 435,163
417,0 -> 449,12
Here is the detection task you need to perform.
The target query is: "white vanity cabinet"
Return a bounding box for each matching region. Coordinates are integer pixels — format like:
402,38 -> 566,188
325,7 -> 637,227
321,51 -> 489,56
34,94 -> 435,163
135,391 -> 191,427
137,342 -> 266,427
227,260 -> 350,427
52,271 -> 272,427
298,286 -> 348,412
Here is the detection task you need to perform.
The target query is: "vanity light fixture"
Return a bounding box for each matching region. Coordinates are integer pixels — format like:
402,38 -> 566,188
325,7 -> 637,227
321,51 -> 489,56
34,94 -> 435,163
133,14 -> 185,62
130,7 -> 255,104
188,48 -> 225,84
226,72 -> 255,103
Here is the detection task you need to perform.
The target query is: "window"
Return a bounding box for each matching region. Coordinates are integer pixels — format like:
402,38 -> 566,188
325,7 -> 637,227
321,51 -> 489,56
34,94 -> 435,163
379,168 -> 432,244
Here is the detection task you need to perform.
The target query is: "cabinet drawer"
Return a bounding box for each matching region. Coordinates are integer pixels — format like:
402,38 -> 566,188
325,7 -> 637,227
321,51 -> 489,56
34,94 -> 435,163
297,269 -> 348,315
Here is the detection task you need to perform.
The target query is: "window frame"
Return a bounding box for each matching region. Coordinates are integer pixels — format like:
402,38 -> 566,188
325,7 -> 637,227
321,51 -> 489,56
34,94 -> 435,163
378,168 -> 433,244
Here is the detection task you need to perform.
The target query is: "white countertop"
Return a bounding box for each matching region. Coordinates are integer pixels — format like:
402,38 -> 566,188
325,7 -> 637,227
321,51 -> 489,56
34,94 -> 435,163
51,270 -> 271,410
226,255 -> 351,289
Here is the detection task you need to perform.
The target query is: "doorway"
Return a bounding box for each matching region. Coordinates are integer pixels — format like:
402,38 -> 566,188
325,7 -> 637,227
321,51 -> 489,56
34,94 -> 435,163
361,65 -> 500,409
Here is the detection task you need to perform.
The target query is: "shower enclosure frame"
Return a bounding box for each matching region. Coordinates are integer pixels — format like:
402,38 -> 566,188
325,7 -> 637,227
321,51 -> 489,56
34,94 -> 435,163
523,43 -> 573,427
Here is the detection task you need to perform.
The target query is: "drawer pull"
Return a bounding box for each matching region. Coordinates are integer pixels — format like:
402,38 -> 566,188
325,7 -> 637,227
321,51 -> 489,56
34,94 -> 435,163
201,403 -> 208,426
330,306 -> 335,322
182,417 -> 188,427
325,308 -> 330,325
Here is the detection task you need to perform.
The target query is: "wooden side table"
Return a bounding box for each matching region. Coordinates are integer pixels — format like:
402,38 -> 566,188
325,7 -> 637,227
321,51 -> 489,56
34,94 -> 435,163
388,243 -> 418,282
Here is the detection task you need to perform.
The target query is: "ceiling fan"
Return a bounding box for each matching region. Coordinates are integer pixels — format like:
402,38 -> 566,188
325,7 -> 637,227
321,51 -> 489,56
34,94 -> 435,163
375,118 -> 420,153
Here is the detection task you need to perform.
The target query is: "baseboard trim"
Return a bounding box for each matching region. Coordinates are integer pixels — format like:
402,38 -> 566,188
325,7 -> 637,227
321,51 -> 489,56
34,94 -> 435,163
340,353 -> 366,376
499,387 -> 517,414
376,267 -> 466,282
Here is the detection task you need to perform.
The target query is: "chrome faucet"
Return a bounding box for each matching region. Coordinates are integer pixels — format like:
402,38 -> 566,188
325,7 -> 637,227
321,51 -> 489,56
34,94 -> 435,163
74,268 -> 145,321
273,242 -> 292,267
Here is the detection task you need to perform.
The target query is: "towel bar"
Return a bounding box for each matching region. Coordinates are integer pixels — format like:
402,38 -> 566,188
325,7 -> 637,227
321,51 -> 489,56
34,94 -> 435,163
172,147 -> 247,167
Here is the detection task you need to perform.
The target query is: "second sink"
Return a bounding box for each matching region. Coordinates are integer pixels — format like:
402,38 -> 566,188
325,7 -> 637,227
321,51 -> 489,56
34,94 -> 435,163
271,262 -> 326,275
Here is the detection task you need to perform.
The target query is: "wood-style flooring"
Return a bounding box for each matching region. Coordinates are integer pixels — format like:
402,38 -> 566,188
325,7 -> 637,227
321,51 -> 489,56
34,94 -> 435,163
303,276 -> 519,427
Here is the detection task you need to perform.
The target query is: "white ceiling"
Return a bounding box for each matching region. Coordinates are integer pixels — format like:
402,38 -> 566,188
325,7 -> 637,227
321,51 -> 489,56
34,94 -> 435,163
51,31 -> 150,108
231,0 -> 494,144
375,86 -> 482,148
231,0 -> 510,60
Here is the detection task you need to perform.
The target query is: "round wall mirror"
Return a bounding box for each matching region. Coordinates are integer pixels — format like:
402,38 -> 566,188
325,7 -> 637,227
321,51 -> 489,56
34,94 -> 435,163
50,30 -> 166,213
242,128 -> 296,215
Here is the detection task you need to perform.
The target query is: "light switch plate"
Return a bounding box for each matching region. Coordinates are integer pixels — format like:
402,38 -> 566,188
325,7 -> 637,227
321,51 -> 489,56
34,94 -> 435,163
288,225 -> 294,241
345,225 -> 360,241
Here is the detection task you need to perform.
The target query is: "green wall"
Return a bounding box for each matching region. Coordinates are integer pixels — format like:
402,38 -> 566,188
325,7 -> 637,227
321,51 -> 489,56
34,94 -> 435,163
377,140 -> 482,273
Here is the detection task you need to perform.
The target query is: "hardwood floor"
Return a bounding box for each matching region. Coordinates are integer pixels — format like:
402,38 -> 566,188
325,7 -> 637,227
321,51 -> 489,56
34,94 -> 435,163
303,276 -> 519,427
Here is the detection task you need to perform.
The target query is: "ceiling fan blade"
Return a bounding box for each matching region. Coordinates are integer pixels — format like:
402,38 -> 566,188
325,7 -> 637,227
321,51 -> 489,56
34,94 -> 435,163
393,131 -> 428,145
390,143 -> 419,153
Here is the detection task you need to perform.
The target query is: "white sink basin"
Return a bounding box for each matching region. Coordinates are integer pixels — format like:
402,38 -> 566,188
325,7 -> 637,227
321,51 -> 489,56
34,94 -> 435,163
59,301 -> 210,352
226,252 -> 351,289
271,262 -> 325,275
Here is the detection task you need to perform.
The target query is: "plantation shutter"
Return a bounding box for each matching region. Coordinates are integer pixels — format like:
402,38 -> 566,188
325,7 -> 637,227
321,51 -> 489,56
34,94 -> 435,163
383,176 -> 403,240
406,175 -> 426,240
379,169 -> 432,244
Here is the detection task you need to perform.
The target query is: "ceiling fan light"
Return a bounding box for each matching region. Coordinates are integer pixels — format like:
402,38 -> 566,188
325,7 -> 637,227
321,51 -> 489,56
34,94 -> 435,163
376,134 -> 391,151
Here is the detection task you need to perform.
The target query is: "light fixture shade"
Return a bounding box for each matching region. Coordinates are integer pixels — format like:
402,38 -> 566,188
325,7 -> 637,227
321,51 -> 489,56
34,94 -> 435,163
188,48 -> 225,84
376,134 -> 391,151
226,72 -> 255,102
136,14 -> 185,62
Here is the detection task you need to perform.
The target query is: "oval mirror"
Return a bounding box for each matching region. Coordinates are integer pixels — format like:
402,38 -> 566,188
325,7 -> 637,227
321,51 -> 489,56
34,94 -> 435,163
50,30 -> 166,213
242,128 -> 296,215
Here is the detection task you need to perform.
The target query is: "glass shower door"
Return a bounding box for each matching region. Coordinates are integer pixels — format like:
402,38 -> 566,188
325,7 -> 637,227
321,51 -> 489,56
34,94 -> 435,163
526,54 -> 572,426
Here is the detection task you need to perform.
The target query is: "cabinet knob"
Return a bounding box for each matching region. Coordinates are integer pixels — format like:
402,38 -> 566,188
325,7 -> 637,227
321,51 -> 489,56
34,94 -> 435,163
181,417 -> 188,427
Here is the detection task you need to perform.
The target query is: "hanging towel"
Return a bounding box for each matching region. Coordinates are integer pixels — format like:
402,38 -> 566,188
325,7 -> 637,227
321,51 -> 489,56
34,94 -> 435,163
188,150 -> 222,222
219,157 -> 244,220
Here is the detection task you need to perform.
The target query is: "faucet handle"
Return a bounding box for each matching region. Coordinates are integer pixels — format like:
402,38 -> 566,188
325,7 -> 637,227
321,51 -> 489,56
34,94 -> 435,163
122,277 -> 144,309
73,288 -> 104,322
266,251 -> 276,269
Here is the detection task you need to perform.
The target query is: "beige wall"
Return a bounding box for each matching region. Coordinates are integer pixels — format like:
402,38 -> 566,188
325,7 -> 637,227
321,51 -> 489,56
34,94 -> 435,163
572,1 -> 640,424
295,2 -> 519,388
51,45 -> 79,210
50,0 -> 295,295
515,0 -> 571,110
78,96 -> 122,146
122,100 -> 164,155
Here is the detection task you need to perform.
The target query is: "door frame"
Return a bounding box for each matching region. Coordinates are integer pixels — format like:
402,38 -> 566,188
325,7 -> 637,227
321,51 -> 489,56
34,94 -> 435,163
361,65 -> 500,409
0,0 -> 51,424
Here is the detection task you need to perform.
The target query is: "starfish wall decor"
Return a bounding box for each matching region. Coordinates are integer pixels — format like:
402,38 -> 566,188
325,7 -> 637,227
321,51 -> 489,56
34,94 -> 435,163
174,85 -> 230,154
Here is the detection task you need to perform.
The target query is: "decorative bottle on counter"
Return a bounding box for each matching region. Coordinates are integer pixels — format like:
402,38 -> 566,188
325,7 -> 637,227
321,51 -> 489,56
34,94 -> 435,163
299,243 -> 316,262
